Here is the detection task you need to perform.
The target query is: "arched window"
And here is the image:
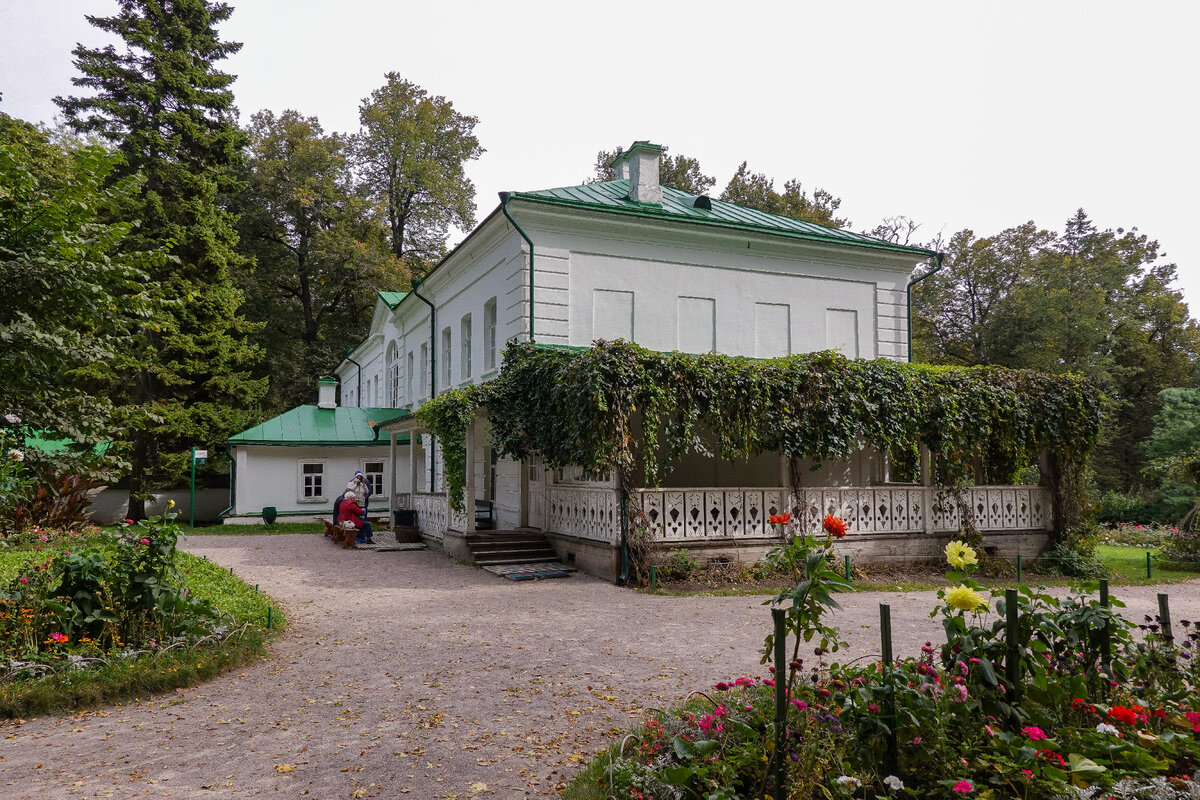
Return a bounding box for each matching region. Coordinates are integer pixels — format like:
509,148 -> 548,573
386,342 -> 400,407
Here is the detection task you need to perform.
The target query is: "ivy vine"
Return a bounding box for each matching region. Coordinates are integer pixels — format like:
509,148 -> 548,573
415,340 -> 1104,531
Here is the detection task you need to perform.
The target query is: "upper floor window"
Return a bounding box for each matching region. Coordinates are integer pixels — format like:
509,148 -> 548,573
419,344 -> 429,399
440,327 -> 452,390
460,314 -> 472,381
406,351 -> 414,404
484,297 -> 497,372
386,342 -> 400,406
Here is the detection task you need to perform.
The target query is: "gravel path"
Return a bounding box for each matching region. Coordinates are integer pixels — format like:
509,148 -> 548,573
2,534 -> 1198,799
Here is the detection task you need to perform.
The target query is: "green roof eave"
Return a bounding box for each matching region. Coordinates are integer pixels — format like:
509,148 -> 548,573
228,405 -> 412,446
510,185 -> 937,260
378,290 -> 408,310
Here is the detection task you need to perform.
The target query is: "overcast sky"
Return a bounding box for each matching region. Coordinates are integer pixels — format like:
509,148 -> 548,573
2,1 -> 1197,311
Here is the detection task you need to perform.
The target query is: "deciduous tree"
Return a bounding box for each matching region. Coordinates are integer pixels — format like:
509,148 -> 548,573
354,74 -> 483,276
720,161 -> 848,229
235,109 -> 405,411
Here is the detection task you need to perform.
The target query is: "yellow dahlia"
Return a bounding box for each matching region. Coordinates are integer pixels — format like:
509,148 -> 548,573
945,584 -> 988,613
945,540 -> 978,570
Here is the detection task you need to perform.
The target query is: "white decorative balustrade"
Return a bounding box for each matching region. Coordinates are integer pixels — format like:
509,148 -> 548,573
627,486 -> 1050,542
547,487 -> 621,544
412,493 -> 448,537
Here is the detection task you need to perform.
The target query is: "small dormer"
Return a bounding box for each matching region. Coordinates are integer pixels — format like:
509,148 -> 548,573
610,141 -> 663,205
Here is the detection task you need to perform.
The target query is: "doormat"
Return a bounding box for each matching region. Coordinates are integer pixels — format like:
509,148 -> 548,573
482,563 -> 575,581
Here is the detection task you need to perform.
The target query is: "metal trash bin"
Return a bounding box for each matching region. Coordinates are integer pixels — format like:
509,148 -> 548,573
393,508 -> 417,527
262,506 -> 278,525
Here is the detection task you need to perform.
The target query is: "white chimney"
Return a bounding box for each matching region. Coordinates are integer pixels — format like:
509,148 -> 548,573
317,376 -> 338,409
610,141 -> 663,205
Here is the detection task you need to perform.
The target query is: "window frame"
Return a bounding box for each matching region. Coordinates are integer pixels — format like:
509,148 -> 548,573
297,460 -> 328,503
460,313 -> 472,382
483,297 -> 497,372
361,458 -> 386,499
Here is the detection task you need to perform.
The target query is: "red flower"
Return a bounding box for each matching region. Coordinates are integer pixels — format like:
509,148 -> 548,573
1108,705 -> 1145,726
768,513 -> 792,526
823,514 -> 848,538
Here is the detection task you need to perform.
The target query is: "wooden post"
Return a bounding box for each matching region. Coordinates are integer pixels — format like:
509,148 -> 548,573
919,444 -> 932,534
1005,588 -> 1021,701
1158,593 -> 1173,644
464,414 -> 476,533
772,609 -> 788,800
1100,580 -> 1112,679
409,431 -> 419,499
388,431 -> 398,509
879,604 -> 899,775
542,460 -> 554,533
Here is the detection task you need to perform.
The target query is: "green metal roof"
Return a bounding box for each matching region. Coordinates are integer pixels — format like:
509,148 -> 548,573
229,405 -> 411,446
513,181 -> 936,258
24,435 -> 110,457
378,291 -> 408,310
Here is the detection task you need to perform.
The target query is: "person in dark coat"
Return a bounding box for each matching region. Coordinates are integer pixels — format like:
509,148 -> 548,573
337,491 -> 374,544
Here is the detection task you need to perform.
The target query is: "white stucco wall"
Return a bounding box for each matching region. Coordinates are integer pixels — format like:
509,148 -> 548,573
230,445 -> 409,518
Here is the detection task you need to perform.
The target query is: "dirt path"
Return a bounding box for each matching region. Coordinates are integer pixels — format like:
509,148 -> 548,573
2,535 -> 1198,799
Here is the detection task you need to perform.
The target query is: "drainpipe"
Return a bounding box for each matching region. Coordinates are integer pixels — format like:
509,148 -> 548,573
905,252 -> 945,363
411,279 -> 437,488
499,192 -> 536,343
343,349 -> 363,405
217,444 -> 236,519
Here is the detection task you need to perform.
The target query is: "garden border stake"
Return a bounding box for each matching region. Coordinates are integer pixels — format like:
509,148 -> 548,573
650,565 -> 657,592
844,555 -> 851,582
879,603 -> 899,775
1158,593 -> 1173,643
1005,588 -> 1021,701
1016,553 -> 1023,582
1147,551 -> 1153,580
771,608 -> 787,800
1099,580 -> 1111,678
267,606 -> 273,630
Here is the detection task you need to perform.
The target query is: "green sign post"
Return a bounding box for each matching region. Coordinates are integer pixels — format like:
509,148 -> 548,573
190,448 -> 208,528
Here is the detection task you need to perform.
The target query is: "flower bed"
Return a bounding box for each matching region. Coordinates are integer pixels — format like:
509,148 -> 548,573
0,508 -> 279,716
570,529 -> 1200,799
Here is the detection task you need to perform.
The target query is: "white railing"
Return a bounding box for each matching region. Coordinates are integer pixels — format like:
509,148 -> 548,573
413,493 -> 448,537
628,486 -> 1050,542
548,487 -> 621,544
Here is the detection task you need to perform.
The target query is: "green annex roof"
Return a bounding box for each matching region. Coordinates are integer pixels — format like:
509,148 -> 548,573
24,435 -> 110,457
378,291 -> 408,310
229,405 -> 411,447
513,180 -> 936,258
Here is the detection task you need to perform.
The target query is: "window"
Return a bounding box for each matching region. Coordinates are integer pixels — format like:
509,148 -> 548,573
386,342 -> 399,406
419,343 -> 428,398
362,460 -> 385,497
460,314 -> 472,381
406,351 -> 414,404
440,327 -> 452,390
299,461 -> 326,502
484,297 -> 497,372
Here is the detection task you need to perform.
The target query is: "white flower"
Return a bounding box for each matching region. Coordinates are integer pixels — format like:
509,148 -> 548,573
884,775 -> 904,791
7,449 -> 24,462
1096,722 -> 1120,736
835,775 -> 862,790
3,413 -> 19,425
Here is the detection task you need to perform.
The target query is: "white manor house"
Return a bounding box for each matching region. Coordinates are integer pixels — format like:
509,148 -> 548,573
226,142 -> 1052,580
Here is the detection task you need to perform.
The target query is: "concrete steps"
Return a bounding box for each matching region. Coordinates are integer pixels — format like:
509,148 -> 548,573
465,530 -> 573,576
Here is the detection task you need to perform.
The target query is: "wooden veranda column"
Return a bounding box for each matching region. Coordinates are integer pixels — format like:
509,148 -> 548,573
409,433 -> 418,498
388,431 -> 398,509
464,415 -> 476,533
920,444 -> 933,534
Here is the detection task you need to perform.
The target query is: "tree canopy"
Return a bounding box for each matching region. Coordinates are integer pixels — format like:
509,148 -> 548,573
354,73 -> 483,276
235,109 -> 405,411
55,0 -> 265,513
591,144 -> 717,195
0,114 -> 163,456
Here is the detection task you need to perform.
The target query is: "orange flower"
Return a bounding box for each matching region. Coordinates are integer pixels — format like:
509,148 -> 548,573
823,514 -> 849,538
768,513 -> 792,526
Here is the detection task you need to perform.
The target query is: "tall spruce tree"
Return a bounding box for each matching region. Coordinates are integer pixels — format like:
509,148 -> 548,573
56,0 -> 265,517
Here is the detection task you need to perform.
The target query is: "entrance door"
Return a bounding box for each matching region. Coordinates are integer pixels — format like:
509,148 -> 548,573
527,456 -> 545,529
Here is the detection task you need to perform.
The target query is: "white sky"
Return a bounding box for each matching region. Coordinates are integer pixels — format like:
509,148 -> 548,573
2,1 -> 1198,312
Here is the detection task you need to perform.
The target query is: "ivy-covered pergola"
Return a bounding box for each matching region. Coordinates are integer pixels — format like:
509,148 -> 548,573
416,341 -> 1104,538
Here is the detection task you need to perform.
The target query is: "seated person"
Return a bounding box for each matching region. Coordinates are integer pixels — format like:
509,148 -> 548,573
337,491 -> 374,544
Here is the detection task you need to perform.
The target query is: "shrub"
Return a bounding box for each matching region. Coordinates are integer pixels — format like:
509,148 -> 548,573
1039,542 -> 1108,578
1162,523 -> 1200,564
656,548 -> 702,582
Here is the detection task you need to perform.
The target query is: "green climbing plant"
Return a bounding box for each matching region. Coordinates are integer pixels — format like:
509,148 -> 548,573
415,340 -> 1104,524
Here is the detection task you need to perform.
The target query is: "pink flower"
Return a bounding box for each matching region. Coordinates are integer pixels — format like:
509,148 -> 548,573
1021,770 -> 1032,778
49,632 -> 68,643
140,538 -> 150,546
952,780 -> 973,793
19,576 -> 28,584
984,725 -> 995,736
1022,726 -> 1047,741
125,518 -> 134,524
955,685 -> 969,702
